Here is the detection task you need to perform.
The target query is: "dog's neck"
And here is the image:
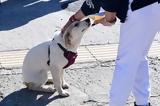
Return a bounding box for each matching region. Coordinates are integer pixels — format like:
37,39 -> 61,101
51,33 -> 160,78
62,32 -> 81,52
54,32 -> 80,53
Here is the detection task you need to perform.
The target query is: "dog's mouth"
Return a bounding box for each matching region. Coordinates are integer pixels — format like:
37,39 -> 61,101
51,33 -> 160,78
82,23 -> 90,32
82,29 -> 85,32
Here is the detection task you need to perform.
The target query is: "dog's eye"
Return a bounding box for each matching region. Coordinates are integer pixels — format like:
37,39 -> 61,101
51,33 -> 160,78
74,23 -> 79,27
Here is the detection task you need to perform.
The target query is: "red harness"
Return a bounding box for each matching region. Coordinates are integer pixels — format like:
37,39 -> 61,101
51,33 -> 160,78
47,42 -> 77,69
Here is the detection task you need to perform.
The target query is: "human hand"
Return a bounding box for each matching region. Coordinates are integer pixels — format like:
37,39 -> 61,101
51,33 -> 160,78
93,11 -> 116,26
61,10 -> 85,33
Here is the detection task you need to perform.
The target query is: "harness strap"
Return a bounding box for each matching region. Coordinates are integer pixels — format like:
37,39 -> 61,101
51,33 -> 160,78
57,43 -> 77,69
47,45 -> 50,66
57,43 -> 67,53
63,49 -> 77,69
47,38 -> 54,66
47,40 -> 77,69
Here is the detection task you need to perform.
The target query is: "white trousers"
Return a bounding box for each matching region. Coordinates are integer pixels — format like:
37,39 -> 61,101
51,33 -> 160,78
109,2 -> 160,106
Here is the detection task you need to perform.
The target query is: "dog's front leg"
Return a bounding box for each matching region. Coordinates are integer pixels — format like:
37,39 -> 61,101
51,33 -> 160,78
61,69 -> 69,89
50,66 -> 70,97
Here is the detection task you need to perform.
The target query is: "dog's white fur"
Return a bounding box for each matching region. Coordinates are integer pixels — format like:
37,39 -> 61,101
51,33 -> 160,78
22,18 -> 91,97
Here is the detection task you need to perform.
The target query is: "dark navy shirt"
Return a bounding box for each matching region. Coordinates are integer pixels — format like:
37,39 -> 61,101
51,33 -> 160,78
81,0 -> 128,23
81,0 -> 159,23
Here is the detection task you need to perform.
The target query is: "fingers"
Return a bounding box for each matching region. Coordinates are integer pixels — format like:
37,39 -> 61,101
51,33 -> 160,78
101,17 -> 117,26
92,11 -> 117,26
104,11 -> 117,23
102,11 -> 117,26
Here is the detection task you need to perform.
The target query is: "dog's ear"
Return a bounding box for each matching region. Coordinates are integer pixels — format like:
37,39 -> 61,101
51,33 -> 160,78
64,32 -> 72,47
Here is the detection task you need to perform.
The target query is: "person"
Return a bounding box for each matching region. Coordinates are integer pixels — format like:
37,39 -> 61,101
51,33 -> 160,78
62,0 -> 160,106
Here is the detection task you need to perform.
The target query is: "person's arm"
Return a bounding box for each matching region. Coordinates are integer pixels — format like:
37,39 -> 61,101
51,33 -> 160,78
101,0 -> 119,12
80,0 -> 102,16
101,0 -> 129,23
92,11 -> 117,26
62,0 -> 119,32
62,0 -> 102,33
96,0 -> 119,26
81,0 -> 118,26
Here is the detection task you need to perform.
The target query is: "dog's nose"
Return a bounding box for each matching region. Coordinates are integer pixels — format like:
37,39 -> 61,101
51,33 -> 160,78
85,18 -> 90,24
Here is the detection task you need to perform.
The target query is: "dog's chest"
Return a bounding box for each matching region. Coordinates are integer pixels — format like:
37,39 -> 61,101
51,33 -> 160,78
63,51 -> 77,68
48,42 -> 78,69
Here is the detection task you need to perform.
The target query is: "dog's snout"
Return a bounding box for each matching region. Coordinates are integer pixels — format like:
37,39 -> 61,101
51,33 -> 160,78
85,18 -> 90,24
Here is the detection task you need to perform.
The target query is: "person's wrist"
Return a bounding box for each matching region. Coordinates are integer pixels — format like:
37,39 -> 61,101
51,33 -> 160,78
74,10 -> 85,21
69,15 -> 79,22
67,10 -> 85,24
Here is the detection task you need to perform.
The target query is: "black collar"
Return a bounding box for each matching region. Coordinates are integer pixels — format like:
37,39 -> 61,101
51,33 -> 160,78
57,43 -> 76,54
57,43 -> 67,53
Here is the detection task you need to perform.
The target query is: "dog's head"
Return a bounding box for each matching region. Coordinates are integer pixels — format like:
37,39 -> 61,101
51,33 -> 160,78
63,18 -> 92,48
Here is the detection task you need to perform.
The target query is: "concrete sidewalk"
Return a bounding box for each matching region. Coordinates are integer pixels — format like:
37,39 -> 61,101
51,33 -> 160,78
0,0 -> 160,106
0,41 -> 160,69
0,57 -> 160,106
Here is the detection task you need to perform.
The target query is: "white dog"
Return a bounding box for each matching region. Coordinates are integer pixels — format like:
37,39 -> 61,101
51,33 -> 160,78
22,18 -> 91,97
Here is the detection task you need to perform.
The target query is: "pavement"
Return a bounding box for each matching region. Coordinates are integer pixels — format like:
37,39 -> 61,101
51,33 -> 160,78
0,0 -> 160,106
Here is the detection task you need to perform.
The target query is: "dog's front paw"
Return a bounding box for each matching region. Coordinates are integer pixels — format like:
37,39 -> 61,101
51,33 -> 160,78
59,90 -> 70,97
62,82 -> 69,89
41,85 -> 56,93
47,87 -> 56,93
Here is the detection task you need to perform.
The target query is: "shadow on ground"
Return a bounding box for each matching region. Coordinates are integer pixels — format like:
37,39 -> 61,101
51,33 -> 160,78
0,0 -> 62,31
0,88 -> 66,106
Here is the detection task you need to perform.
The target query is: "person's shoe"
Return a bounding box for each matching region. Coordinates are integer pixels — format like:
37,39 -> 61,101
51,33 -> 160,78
134,102 -> 151,106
